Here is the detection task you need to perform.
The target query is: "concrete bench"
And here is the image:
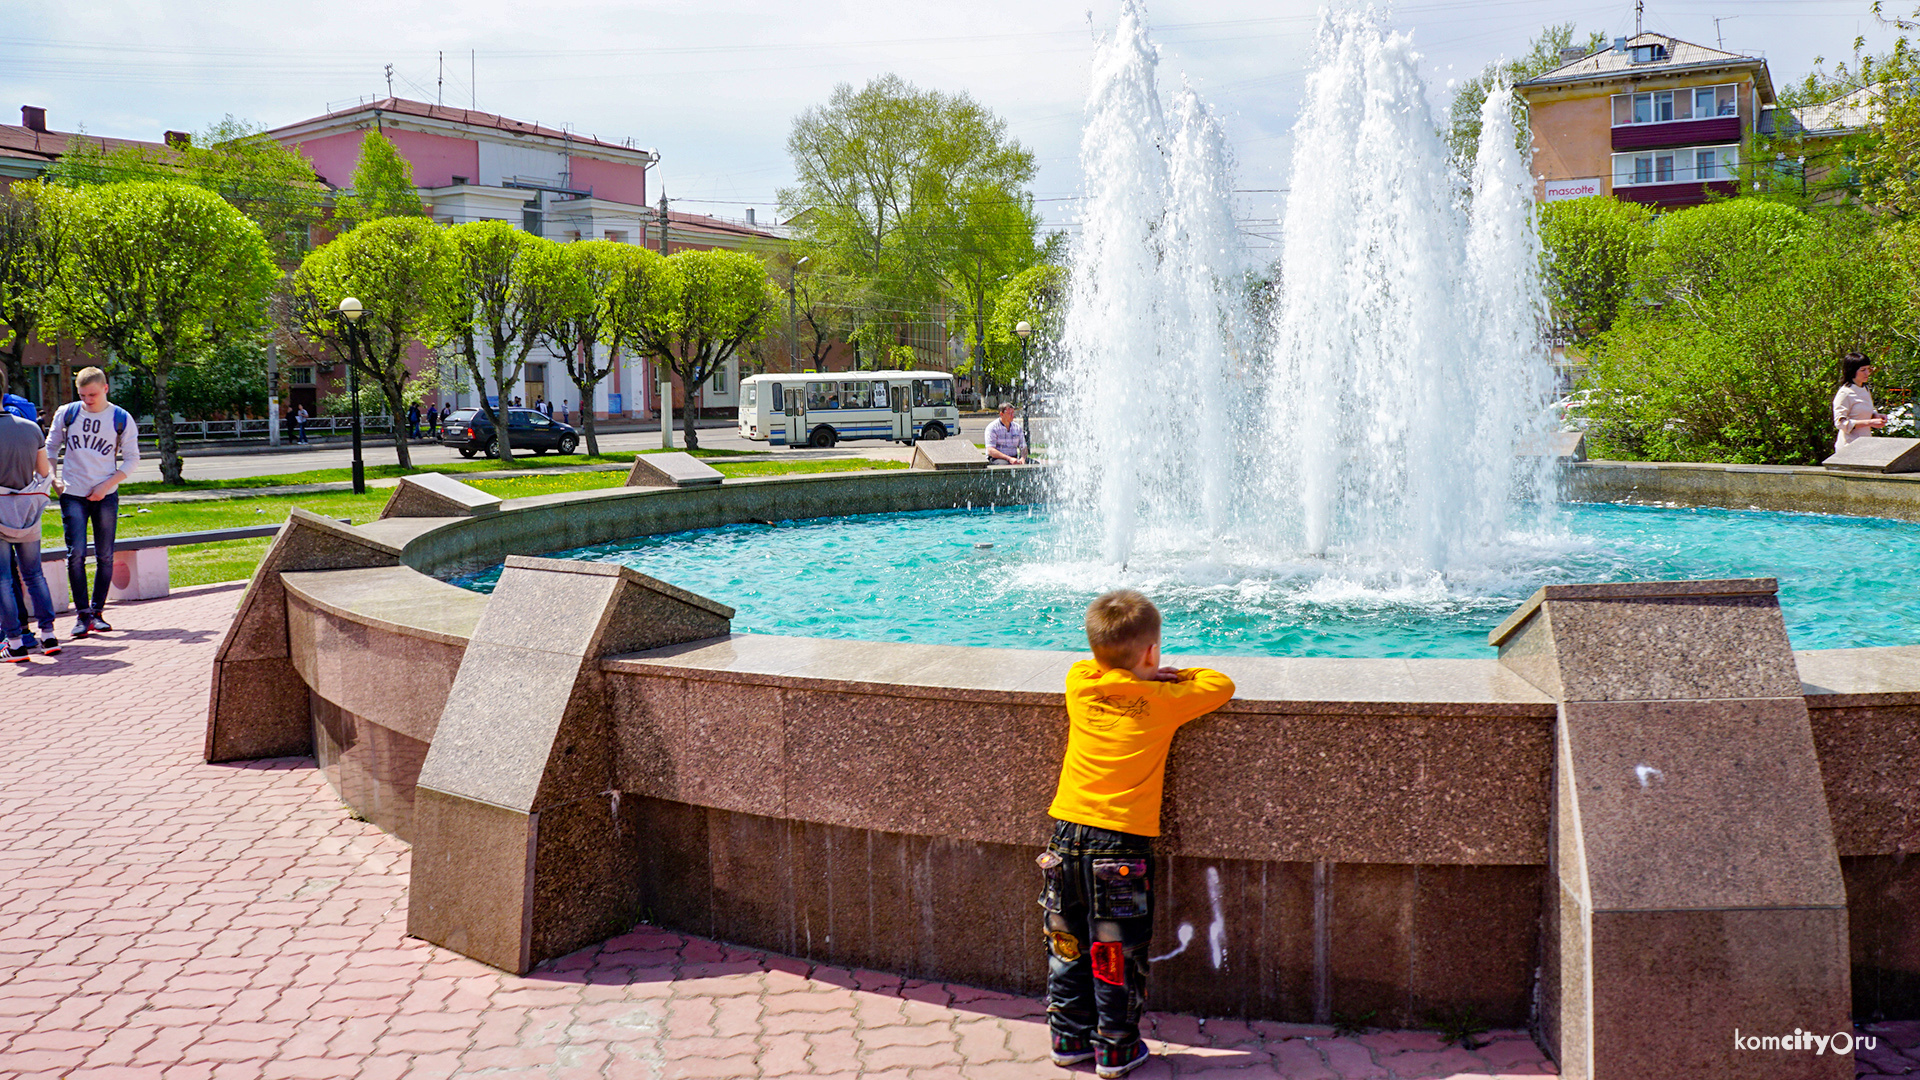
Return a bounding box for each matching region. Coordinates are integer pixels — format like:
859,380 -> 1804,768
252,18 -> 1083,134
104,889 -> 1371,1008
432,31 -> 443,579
29,523 -> 311,612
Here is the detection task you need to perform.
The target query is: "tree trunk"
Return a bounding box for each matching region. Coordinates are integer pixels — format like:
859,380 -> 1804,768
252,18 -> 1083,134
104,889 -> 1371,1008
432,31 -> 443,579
150,364 -> 183,485
1,337 -> 26,406
491,357 -> 515,462
576,378 -> 600,456
382,378 -> 413,470
679,361 -> 700,450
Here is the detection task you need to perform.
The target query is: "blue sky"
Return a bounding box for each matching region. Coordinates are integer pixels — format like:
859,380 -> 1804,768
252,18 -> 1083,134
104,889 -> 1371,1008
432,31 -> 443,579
3,0 -> 1896,252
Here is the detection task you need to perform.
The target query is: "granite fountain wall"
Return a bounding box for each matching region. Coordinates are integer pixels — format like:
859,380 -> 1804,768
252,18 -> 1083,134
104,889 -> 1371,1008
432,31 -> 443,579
204,468 -> 1920,1079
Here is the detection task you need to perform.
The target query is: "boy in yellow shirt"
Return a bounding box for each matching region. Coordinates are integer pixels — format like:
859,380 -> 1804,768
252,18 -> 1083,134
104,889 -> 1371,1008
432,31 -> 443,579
1039,590 -> 1235,1078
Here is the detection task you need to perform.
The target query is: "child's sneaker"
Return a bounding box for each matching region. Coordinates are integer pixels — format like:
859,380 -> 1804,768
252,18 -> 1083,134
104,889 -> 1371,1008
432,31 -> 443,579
2,642 -> 29,663
1051,1033 -> 1096,1067
1095,1040 -> 1150,1079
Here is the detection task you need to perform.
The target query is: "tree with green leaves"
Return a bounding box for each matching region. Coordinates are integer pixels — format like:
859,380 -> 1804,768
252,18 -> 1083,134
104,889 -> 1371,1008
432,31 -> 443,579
333,132 -> 428,233
0,182 -> 72,402
977,263 -> 1068,393
780,74 -> 1041,368
50,118 -> 323,264
634,249 -> 775,450
287,215 -> 454,469
1539,196 -> 1656,344
46,181 -> 278,483
542,240 -> 667,455
443,222 -> 568,460
1447,24 -> 1608,170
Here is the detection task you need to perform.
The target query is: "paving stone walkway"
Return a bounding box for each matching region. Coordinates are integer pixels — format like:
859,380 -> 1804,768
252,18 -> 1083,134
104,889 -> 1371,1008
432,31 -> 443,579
0,582 -> 1903,1078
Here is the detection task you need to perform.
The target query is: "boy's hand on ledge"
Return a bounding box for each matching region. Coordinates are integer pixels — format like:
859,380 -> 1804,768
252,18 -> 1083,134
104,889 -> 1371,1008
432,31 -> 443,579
1144,666 -> 1182,682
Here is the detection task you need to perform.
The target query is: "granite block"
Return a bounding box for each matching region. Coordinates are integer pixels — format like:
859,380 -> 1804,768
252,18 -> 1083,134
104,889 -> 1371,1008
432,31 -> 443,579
408,788 -> 536,974
379,472 -> 503,518
1328,863 -> 1417,1028
625,451 -> 724,487
1553,884 -> 1587,1077
708,808 -> 799,956
1806,703 -> 1920,856
1588,907 -> 1852,1079
1164,711 -> 1552,865
282,565 -> 485,645
287,591 -> 465,745
1843,853 -> 1920,1021
311,696 -> 430,841
203,656 -> 313,762
1151,856 -> 1315,1022
911,440 -> 988,470
417,639 -> 596,812
1516,430 -> 1587,461
631,796 -> 714,939
475,556 -> 732,657
780,689 -> 1061,845
1823,435 -> 1920,473
1561,697 -> 1844,911
609,673 -> 785,817
529,793 -> 644,967
919,834 -> 1036,993
1408,864 -> 1542,1028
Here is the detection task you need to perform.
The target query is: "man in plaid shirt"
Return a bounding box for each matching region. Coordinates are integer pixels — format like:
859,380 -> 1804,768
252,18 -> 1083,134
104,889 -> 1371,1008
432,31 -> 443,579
984,403 -> 1028,464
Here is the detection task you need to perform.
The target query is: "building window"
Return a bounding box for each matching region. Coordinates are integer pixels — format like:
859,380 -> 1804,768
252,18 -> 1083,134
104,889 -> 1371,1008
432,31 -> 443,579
1630,44 -> 1668,64
1612,145 -> 1738,186
711,366 -> 728,393
290,366 -> 314,386
1611,83 -> 1738,126
604,229 -> 628,243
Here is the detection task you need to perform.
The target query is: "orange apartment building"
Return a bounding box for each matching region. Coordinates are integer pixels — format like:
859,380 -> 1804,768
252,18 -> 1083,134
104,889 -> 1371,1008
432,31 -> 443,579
1517,33 -> 1774,210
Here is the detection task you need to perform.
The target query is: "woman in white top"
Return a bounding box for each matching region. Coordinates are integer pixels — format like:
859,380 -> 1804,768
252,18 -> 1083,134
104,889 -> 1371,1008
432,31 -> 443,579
1833,352 -> 1886,454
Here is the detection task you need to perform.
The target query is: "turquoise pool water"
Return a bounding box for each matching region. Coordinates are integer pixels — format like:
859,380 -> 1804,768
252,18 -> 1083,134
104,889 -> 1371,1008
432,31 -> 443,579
453,503 -> 1920,658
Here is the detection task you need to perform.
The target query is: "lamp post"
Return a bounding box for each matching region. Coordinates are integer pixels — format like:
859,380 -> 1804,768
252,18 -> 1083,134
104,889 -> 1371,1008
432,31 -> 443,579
337,296 -> 367,494
1014,320 -> 1033,462
788,256 -> 810,373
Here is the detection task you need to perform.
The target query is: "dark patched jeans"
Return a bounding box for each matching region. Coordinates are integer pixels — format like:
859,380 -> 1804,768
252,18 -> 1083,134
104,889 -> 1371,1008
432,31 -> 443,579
61,492 -> 117,616
1037,819 -> 1154,1053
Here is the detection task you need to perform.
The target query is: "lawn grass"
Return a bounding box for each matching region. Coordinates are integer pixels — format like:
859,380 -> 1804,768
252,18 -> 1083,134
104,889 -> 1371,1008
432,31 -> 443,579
69,455 -> 908,588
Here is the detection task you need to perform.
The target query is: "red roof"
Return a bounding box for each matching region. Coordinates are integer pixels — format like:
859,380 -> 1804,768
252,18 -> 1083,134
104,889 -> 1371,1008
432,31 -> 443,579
667,209 -> 783,242
0,125 -> 171,167
273,97 -> 649,157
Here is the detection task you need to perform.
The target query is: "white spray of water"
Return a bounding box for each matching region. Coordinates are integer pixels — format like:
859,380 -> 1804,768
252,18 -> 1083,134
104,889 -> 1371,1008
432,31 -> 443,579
1054,5 -> 1553,583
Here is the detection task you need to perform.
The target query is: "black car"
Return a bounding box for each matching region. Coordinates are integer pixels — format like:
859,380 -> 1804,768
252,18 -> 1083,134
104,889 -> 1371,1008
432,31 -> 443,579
439,407 -> 580,457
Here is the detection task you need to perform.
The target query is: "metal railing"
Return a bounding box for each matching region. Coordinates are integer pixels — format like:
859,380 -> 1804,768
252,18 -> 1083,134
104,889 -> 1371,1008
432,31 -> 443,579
137,415 -> 397,443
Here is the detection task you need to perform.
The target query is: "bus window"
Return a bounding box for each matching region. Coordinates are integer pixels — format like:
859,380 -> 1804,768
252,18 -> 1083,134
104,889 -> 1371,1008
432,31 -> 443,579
913,381 -> 927,408
807,381 -> 831,410
744,384 -> 757,407
923,380 -> 952,407
840,381 -> 869,409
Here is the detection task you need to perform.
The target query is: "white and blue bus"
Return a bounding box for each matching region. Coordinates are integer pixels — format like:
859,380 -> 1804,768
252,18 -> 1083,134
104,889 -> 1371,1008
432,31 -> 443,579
737,371 -> 960,448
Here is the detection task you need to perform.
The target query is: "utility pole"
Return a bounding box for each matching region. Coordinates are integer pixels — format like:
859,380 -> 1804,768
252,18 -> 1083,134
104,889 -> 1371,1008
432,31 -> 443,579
657,191 -> 673,449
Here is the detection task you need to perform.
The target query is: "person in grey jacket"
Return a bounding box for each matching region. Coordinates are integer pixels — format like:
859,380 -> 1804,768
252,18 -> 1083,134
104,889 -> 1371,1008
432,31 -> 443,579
0,368 -> 56,660
44,366 -> 138,638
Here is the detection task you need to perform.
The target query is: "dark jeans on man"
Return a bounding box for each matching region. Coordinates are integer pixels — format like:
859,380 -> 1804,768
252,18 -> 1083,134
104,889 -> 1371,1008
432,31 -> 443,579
4,542 -> 56,641
1038,819 -> 1155,1055
61,492 -> 117,616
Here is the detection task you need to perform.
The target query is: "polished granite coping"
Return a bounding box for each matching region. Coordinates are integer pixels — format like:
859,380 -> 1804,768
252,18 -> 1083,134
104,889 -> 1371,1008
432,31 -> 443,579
1798,644 -> 1920,705
601,632 -> 1560,715
1488,577 -> 1779,647
282,566 -> 486,646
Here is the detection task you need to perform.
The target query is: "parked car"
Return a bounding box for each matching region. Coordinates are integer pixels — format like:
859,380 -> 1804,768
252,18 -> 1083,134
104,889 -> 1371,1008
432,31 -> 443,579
438,407 -> 579,457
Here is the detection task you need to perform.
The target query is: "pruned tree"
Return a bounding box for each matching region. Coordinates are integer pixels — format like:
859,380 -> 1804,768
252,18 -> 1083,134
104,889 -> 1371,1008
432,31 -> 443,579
46,181 -> 278,484
636,249 -> 775,450
334,132 -> 428,233
543,240 -> 666,456
0,182 -> 72,401
443,222 -> 567,460
287,216 -> 454,469
1446,24 -> 1608,171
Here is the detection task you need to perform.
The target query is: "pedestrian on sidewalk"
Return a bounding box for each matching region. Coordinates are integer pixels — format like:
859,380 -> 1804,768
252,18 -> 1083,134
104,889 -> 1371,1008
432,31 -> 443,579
0,368 -> 59,661
45,367 -> 136,639
294,404 -> 309,444
408,401 -> 422,440
426,404 -> 439,440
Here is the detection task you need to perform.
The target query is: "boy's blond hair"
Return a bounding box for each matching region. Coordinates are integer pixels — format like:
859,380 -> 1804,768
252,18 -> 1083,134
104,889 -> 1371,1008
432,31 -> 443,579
74,366 -> 107,389
1086,589 -> 1160,669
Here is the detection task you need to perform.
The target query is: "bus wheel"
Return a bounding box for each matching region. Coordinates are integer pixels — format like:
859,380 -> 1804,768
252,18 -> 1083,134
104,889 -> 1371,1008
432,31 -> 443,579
920,422 -> 947,441
810,426 -> 838,448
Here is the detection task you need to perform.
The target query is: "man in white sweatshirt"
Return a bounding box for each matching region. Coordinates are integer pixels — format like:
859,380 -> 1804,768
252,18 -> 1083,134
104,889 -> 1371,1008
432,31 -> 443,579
44,367 -> 139,637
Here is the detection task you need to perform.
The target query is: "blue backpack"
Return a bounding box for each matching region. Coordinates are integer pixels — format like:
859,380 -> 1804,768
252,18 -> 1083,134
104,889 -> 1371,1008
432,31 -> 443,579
61,401 -> 130,443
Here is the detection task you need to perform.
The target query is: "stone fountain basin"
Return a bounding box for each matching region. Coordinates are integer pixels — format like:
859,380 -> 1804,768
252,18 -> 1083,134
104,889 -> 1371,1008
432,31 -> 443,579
203,465 -> 1920,1031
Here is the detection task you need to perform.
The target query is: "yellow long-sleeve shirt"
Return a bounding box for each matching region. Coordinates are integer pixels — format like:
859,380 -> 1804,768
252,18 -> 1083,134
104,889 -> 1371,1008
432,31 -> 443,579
1046,660 -> 1236,837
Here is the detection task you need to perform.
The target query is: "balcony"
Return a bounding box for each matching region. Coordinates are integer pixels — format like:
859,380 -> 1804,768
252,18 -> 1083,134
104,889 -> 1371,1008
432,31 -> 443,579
1612,115 -> 1742,151
1614,180 -> 1738,209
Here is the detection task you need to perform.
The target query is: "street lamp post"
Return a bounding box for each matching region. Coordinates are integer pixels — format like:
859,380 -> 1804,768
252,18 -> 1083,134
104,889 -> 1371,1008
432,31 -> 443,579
338,296 -> 368,495
788,256 -> 810,373
1014,320 -> 1033,462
